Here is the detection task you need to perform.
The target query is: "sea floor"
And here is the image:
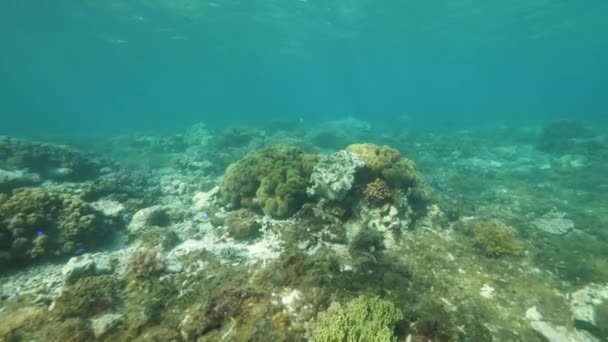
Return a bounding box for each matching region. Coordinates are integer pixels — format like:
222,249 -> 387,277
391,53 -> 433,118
1,119 -> 607,341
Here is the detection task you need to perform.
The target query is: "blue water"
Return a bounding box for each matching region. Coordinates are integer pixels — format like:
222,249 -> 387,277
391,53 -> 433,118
1,0 -> 607,135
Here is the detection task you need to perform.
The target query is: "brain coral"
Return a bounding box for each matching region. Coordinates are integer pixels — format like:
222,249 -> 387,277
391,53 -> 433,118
0,188 -> 109,268
221,145 -> 319,218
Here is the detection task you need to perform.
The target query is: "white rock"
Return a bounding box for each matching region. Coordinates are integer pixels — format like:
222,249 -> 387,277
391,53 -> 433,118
193,186 -> 220,210
61,253 -> 115,284
531,212 -> 574,235
570,283 -> 608,331
127,205 -> 169,235
90,199 -> 126,219
91,313 -> 123,338
62,254 -> 96,284
526,306 -> 543,321
307,151 -> 364,201
480,284 -> 495,299
0,168 -> 40,190
94,254 -> 116,275
529,321 -> 599,342
281,289 -> 303,315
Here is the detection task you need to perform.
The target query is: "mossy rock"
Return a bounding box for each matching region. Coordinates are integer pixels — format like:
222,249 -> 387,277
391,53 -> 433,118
225,209 -> 262,240
471,219 -> 522,257
221,145 -> 319,218
53,275 -> 124,319
41,318 -> 93,342
0,188 -> 110,269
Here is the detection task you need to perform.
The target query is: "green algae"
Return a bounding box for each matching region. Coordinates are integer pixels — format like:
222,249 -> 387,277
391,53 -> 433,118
309,295 -> 404,342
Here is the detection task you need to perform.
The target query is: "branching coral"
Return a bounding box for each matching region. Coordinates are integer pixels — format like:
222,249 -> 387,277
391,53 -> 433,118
308,295 -> 403,342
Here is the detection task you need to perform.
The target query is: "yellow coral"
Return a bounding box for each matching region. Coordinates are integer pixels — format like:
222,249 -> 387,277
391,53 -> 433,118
346,144 -> 400,173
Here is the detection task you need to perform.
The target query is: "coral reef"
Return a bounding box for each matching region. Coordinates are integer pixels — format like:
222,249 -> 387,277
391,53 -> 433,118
363,178 -> 393,205
0,122 -> 606,341
221,145 -> 319,218
307,151 -> 364,201
0,188 -> 111,268
0,136 -> 100,180
308,295 -> 404,342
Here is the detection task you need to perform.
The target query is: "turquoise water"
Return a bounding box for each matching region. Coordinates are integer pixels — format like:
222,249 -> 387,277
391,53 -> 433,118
2,2 -> 608,340
1,0 -> 607,134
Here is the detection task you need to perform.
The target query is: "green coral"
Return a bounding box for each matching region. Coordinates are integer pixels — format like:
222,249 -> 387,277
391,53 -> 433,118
0,188 -> 109,268
221,145 -> 319,218
309,295 -> 403,342
472,219 -> 521,257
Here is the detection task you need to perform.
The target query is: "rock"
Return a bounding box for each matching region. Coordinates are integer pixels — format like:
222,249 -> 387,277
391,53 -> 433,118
90,199 -> 126,220
62,254 -> 96,284
224,209 -> 261,240
526,305 -> 601,342
0,168 -> 40,192
91,313 -> 123,338
529,321 -> 598,342
480,284 -> 495,299
127,205 -> 170,236
62,253 -> 116,284
164,257 -> 183,273
570,283 -> 608,338
531,212 -> 574,235
192,186 -> 220,210
307,151 -> 364,201
94,254 -> 116,275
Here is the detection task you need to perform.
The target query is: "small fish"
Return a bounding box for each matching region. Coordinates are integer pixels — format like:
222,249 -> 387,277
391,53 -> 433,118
36,231 -> 45,237
203,213 -> 210,222
75,247 -> 86,255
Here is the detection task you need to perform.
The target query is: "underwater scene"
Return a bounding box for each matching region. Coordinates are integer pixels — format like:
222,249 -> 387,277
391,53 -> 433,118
1,1 -> 608,341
